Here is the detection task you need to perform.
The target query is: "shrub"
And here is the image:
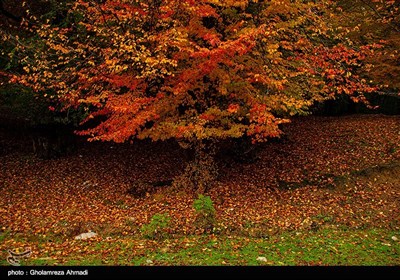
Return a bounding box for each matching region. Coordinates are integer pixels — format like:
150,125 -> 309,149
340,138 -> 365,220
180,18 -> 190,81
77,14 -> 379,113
193,194 -> 216,233
140,213 -> 170,240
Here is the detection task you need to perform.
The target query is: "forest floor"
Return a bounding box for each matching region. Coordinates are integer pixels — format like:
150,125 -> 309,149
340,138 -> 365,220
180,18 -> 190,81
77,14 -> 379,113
0,114 -> 399,266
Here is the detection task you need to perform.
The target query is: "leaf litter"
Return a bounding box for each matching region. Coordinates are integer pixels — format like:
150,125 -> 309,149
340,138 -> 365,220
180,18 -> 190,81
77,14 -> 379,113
0,114 -> 399,263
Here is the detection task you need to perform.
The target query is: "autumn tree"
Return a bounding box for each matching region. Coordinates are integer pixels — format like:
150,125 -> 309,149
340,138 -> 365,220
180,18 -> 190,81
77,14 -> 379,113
334,0 -> 399,91
6,0 -> 382,192
0,0 -> 80,158
310,0 -> 400,115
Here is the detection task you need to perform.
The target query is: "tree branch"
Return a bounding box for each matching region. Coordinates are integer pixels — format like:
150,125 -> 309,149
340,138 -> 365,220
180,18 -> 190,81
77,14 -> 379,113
358,0 -> 400,33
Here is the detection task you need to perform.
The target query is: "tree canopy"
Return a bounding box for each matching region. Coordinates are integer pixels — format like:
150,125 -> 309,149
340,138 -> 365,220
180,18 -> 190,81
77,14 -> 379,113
4,0 -> 390,144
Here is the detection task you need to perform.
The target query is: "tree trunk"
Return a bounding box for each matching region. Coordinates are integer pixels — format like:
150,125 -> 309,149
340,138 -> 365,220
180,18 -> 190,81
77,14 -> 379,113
174,139 -> 218,194
31,124 -> 76,159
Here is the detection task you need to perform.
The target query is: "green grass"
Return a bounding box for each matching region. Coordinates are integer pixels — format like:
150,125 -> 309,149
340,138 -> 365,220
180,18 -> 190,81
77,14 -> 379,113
146,229 -> 399,265
1,228 -> 398,266
0,230 -> 11,243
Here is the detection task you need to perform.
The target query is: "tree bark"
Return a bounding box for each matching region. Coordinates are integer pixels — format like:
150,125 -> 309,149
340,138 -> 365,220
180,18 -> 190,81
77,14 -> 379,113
31,124 -> 76,159
174,139 -> 218,194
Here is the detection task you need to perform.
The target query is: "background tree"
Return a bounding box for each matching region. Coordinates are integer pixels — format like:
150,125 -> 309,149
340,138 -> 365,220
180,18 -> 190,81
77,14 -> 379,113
336,0 -> 399,90
312,0 -> 400,115
6,0 -> 383,191
0,0 -> 81,158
